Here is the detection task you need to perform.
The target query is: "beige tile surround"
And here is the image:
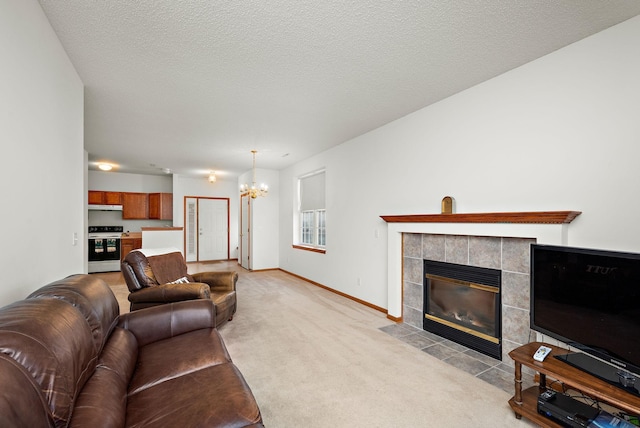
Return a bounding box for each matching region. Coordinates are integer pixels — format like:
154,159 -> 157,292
403,233 -> 535,364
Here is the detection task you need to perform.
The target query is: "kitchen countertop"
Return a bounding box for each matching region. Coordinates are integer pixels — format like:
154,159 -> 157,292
121,232 -> 141,239
141,227 -> 183,231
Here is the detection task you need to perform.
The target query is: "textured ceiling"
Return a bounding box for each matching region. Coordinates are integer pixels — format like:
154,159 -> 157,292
38,1 -> 640,178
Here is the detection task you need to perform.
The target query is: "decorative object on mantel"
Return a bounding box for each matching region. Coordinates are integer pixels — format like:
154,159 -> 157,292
441,196 -> 454,214
380,210 -> 581,224
240,150 -> 268,199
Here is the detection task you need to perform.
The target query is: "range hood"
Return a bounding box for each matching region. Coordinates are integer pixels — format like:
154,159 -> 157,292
88,204 -> 123,211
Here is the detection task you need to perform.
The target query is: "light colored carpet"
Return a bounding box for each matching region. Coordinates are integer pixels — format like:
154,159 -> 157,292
105,265 -> 535,427
216,269 -> 535,427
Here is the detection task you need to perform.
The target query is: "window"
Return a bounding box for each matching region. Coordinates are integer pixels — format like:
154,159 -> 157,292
296,170 -> 326,251
301,209 -> 325,246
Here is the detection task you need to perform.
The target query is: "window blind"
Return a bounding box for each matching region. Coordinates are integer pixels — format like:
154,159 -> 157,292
299,171 -> 325,211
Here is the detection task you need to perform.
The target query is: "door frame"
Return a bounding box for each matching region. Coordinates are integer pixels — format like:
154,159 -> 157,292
183,196 -> 230,261
239,192 -> 251,270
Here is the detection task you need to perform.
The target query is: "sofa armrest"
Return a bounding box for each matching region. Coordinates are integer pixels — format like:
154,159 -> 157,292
117,300 -> 216,346
191,271 -> 237,293
127,282 -> 210,304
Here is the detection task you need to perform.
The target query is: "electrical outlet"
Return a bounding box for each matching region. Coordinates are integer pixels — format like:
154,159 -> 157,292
72,232 -> 78,246
357,277 -> 361,286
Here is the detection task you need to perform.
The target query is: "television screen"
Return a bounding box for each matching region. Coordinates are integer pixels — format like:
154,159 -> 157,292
531,244 -> 640,380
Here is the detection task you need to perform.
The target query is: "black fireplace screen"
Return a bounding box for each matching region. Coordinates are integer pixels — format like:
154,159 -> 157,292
426,275 -> 497,338
423,260 -> 502,359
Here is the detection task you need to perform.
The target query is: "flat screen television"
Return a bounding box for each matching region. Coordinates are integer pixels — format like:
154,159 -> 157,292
530,244 -> 640,395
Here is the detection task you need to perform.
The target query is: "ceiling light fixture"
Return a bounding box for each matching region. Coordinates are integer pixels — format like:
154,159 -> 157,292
98,163 -> 113,171
208,171 -> 217,183
240,150 -> 268,199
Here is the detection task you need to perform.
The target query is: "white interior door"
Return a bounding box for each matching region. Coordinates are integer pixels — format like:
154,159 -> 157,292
240,194 -> 250,269
198,198 -> 228,261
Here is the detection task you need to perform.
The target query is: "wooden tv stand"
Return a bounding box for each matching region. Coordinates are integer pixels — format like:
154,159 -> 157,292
508,342 -> 640,427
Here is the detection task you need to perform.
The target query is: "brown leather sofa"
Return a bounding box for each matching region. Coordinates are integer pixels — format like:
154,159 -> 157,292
0,274 -> 263,427
121,249 -> 237,326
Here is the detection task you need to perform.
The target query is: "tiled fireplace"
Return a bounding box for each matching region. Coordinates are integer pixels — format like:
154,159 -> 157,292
382,210 -> 581,364
403,233 -> 534,362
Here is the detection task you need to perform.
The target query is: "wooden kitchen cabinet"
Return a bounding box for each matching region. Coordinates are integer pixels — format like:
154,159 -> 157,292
104,191 -> 122,205
120,233 -> 142,261
88,190 -> 104,204
122,192 -> 148,219
148,193 -> 173,220
88,190 -> 122,205
90,190 -> 172,220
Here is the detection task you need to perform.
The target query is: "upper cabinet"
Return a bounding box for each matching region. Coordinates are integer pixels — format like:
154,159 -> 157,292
122,192 -> 149,219
89,190 -> 172,220
104,192 -> 123,205
148,193 -> 173,220
88,190 -> 122,205
88,191 -> 102,204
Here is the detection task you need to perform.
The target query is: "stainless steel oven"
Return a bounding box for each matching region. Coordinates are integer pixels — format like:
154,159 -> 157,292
88,226 -> 123,273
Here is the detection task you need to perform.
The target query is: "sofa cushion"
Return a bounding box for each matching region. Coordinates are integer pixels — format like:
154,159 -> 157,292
69,327 -> 138,428
128,328 -> 231,395
27,274 -> 120,355
0,298 -> 96,427
126,363 -> 263,428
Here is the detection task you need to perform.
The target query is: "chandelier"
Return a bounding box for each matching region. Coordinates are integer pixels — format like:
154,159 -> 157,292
240,150 -> 268,199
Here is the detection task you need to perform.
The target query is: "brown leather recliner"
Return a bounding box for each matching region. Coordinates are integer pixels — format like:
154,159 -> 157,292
121,249 -> 237,326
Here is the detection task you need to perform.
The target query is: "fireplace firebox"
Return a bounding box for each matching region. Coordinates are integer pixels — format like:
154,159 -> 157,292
423,260 -> 501,360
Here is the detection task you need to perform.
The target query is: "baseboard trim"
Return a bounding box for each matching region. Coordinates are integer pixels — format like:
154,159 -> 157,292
278,269 -> 388,316
187,258 -> 238,264
386,314 -> 402,323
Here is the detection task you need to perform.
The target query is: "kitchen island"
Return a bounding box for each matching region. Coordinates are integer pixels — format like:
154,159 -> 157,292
141,227 -> 184,254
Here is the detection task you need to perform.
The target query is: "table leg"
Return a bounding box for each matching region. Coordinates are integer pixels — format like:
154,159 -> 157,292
514,361 -> 523,406
539,373 -> 547,392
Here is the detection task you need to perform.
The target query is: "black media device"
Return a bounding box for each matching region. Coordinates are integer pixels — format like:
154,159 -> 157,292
530,244 -> 640,396
537,390 -> 599,428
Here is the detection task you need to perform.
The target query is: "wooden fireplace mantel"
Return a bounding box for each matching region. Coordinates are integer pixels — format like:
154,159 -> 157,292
380,210 -> 581,224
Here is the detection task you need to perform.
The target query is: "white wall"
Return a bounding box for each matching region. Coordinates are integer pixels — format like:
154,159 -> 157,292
0,0 -> 84,305
89,170 -> 172,193
279,15 -> 640,310
248,169 -> 279,270
172,174 -> 240,259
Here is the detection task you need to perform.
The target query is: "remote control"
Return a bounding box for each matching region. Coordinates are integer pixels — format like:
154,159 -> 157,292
533,345 -> 552,362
